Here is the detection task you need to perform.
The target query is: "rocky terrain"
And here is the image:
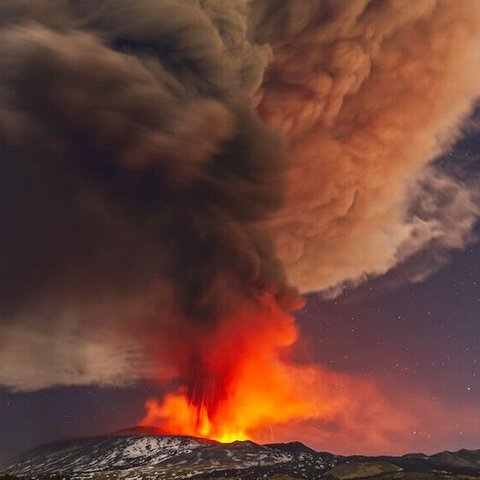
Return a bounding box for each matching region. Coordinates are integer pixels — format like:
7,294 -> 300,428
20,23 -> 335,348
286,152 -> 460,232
2,430 -> 480,479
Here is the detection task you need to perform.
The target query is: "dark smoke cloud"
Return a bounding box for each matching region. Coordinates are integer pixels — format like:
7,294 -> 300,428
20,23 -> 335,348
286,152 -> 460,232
0,0 -> 296,389
0,3 -> 300,306
1,0 -> 480,390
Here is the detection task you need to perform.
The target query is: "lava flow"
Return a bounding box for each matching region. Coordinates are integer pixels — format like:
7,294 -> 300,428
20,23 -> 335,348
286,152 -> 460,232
140,295 -> 317,443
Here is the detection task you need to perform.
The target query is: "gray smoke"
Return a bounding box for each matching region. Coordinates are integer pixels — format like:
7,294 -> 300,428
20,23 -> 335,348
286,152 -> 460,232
0,0 -> 298,390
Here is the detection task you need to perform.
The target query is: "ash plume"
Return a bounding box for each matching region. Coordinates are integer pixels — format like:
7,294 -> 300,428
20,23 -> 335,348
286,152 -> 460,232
0,1 -> 299,391
257,0 -> 480,294
0,0 -> 479,416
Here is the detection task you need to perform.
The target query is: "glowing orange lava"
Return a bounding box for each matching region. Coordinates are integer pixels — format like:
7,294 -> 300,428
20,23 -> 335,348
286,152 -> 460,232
140,295 -> 318,443
139,295 -> 472,453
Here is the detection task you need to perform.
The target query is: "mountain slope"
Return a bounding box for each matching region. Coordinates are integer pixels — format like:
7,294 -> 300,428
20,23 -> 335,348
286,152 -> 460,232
2,435 -> 213,477
2,432 -> 480,480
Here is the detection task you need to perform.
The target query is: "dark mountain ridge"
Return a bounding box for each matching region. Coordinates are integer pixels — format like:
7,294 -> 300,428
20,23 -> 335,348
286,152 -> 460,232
2,429 -> 480,479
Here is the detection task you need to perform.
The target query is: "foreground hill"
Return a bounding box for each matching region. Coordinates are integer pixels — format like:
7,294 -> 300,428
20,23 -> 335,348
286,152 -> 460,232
2,431 -> 480,479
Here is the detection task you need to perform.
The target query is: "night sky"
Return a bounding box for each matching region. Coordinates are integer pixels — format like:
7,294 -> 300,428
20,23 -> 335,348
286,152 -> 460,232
1,0 -> 480,466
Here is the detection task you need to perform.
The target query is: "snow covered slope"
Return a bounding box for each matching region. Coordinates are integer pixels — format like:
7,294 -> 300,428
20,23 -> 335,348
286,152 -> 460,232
3,435 -> 213,476
3,432 -> 480,479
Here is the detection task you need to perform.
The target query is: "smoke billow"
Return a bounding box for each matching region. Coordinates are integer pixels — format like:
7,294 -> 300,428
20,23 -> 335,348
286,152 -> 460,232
0,0 -> 298,390
0,0 -> 479,436
256,0 -> 480,294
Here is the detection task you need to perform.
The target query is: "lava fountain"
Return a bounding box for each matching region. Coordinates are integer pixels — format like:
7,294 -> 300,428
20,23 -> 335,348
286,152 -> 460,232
140,295 -> 318,442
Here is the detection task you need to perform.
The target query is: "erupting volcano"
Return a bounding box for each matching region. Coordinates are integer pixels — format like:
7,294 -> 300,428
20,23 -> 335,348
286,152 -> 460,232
1,0 -> 480,461
141,295 -> 317,443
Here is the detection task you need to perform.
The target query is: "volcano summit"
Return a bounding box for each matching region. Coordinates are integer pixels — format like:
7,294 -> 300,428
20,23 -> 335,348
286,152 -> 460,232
3,430 -> 480,480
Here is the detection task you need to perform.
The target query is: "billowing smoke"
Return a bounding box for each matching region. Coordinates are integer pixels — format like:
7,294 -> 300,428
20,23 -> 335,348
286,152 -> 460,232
0,0 -> 299,391
0,0 -> 480,445
256,0 -> 480,294
0,0 -> 299,313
